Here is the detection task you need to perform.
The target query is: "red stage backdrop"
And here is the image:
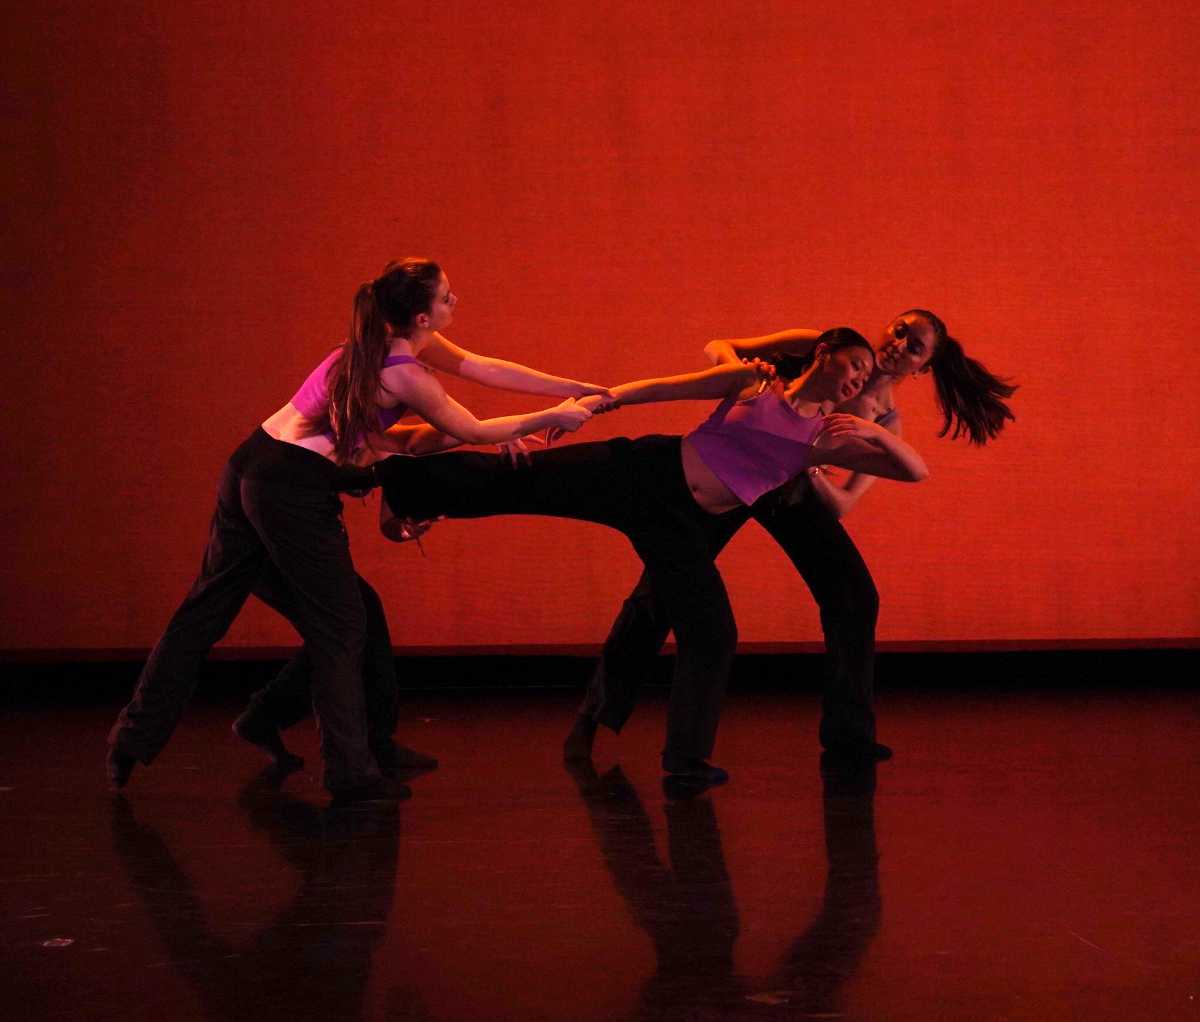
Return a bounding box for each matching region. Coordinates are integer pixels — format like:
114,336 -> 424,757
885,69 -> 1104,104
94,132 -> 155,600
4,1 -> 1198,651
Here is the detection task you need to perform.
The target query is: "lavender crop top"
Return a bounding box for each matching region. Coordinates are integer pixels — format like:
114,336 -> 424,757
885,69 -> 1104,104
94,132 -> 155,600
685,386 -> 826,507
289,347 -> 419,441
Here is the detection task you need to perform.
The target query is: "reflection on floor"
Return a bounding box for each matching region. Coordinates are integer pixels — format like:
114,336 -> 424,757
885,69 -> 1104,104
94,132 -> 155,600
1,685 -> 1196,1021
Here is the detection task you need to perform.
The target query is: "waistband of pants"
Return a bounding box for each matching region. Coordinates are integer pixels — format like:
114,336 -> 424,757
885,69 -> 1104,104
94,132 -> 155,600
231,427 -> 353,486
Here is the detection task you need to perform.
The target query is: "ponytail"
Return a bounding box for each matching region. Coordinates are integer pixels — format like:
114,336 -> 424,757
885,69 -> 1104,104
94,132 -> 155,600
905,309 -> 1017,445
327,281 -> 391,464
325,258 -> 442,465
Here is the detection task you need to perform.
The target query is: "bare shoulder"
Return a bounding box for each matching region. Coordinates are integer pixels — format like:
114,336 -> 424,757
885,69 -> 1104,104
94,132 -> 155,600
842,384 -> 900,431
379,358 -> 438,399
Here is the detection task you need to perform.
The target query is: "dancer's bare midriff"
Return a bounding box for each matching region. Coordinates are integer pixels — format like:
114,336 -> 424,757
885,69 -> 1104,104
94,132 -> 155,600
680,437 -> 743,516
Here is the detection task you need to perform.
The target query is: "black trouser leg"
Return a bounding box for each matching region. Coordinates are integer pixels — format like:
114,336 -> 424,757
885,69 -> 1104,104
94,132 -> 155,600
623,442 -> 739,763
752,485 -> 879,748
638,547 -> 737,761
241,568 -> 312,733
109,463 -> 265,763
375,441 -> 636,529
247,572 -> 399,755
582,509 -> 748,732
241,473 -> 376,791
355,577 -> 400,752
580,570 -> 670,730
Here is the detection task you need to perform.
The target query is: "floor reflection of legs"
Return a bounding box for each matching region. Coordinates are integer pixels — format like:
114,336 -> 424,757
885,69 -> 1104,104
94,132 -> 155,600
752,757 -> 881,1014
564,762 -> 746,1016
110,773 -> 404,1019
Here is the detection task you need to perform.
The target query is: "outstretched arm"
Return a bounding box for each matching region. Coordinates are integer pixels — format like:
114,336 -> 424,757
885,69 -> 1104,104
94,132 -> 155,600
813,415 -> 929,483
590,362 -> 763,409
704,328 -> 823,367
418,332 -> 611,398
378,362 -> 592,448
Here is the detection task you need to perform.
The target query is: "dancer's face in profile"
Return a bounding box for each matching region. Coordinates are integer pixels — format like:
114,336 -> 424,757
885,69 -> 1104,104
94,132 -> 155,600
820,344 -> 874,403
423,272 -> 458,332
877,313 -> 937,377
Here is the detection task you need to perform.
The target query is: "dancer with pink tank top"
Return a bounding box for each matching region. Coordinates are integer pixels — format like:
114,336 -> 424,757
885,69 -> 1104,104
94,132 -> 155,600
373,328 -> 928,784
107,258 -> 603,804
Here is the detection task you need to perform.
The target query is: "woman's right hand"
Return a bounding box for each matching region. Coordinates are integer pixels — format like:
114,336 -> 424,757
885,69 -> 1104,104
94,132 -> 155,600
550,397 -> 593,433
542,398 -> 595,444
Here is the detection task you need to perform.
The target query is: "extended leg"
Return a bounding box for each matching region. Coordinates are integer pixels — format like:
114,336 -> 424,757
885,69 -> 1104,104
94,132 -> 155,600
375,441 -> 638,528
645,550 -> 738,778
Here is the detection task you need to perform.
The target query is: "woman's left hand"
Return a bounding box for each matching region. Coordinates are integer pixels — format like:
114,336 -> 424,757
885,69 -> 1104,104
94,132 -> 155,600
808,463 -> 844,480
818,413 -> 880,440
496,436 -> 544,466
742,357 -> 778,383
546,392 -> 621,444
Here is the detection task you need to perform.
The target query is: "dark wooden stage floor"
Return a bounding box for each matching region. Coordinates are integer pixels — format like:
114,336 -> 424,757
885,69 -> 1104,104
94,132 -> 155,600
1,679 -> 1197,1020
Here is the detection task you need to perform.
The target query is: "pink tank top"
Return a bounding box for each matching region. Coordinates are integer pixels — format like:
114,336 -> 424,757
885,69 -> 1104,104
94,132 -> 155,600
289,347 -> 419,441
685,386 -> 825,506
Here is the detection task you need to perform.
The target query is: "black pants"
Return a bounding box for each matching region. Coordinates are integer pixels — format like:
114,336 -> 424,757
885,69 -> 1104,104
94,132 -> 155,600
377,437 -> 742,761
246,569 -> 400,759
108,428 -> 380,791
581,477 -> 880,749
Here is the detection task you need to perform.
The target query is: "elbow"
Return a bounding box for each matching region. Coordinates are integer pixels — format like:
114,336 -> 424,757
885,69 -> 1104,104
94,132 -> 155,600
909,463 -> 930,483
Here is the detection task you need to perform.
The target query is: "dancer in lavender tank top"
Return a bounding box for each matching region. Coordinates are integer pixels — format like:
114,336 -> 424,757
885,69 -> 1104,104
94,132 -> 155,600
373,329 -> 929,784
567,309 -> 1016,765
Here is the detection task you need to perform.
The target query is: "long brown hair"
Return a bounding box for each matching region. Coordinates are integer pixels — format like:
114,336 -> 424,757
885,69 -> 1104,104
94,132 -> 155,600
903,309 -> 1017,445
326,258 -> 442,464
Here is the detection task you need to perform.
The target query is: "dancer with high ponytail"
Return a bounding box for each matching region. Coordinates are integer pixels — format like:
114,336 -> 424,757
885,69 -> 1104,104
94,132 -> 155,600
564,308 -> 1015,765
107,259 -> 600,803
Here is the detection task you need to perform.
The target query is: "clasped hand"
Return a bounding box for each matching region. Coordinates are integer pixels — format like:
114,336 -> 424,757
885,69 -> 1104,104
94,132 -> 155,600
741,357 -> 778,384
817,412 -> 880,440
543,389 -> 619,445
